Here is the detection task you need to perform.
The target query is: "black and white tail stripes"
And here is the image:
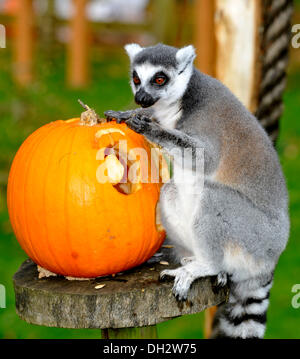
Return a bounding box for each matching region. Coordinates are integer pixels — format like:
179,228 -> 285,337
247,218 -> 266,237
211,274 -> 274,339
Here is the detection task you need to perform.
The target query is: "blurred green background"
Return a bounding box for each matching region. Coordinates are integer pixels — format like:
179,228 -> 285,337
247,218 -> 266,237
0,0 -> 300,339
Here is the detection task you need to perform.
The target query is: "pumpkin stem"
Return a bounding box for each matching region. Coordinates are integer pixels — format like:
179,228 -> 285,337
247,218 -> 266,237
78,99 -> 106,126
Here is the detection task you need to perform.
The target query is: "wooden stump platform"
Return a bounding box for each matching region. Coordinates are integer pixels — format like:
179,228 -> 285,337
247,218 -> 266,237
13,249 -> 228,338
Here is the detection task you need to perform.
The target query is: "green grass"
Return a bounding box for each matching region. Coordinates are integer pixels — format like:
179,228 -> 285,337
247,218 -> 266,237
0,44 -> 299,339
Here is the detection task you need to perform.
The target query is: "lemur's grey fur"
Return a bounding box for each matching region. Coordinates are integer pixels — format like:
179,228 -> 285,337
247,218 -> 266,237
105,43 -> 289,339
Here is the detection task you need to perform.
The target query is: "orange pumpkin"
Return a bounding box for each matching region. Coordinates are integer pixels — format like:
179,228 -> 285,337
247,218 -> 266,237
7,114 -> 166,278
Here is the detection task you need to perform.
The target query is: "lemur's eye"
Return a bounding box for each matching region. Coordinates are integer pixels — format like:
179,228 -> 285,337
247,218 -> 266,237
133,75 -> 140,85
152,72 -> 168,86
155,77 -> 166,85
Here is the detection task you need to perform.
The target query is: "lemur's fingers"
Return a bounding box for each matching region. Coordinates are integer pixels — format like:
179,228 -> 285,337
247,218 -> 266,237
137,115 -> 152,123
126,114 -> 152,134
160,268 -> 193,301
172,268 -> 194,301
125,118 -> 143,133
159,269 -> 177,282
216,271 -> 228,287
104,110 -> 131,124
104,110 -> 118,122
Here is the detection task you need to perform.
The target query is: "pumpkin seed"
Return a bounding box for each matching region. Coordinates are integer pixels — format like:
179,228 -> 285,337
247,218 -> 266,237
159,261 -> 169,266
95,284 -> 106,289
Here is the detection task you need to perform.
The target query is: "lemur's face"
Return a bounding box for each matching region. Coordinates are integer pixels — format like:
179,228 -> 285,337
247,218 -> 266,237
124,43 -> 196,108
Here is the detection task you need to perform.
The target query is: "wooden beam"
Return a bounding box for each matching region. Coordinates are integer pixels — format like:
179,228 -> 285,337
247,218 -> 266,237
194,2 -> 217,337
214,0 -> 263,112
67,0 -> 89,87
13,0 -> 34,86
204,306 -> 218,338
194,0 -> 216,76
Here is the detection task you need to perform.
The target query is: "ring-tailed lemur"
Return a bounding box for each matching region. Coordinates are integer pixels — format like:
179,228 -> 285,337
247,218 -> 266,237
104,43 -> 289,339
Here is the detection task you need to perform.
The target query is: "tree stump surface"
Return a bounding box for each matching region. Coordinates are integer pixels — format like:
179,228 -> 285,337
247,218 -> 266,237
13,249 -> 229,330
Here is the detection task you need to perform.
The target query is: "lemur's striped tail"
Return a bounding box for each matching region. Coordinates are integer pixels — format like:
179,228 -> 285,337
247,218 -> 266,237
211,274 -> 273,339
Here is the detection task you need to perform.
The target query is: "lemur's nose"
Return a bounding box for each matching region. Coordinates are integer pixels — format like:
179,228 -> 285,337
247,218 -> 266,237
135,89 -> 156,108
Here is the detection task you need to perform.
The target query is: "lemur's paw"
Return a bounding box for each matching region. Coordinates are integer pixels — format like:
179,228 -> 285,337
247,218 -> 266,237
104,110 -> 131,124
159,269 -> 175,282
160,268 -> 193,301
216,271 -> 228,287
125,114 -> 152,134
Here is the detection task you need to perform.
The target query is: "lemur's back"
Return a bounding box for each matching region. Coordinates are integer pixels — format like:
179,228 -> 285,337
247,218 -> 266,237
179,69 -> 288,214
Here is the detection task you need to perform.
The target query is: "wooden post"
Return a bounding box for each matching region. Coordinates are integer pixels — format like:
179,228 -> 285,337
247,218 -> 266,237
194,0 -> 216,76
214,0 -> 262,112
39,0 -> 56,57
204,306 -> 217,339
195,0 -> 264,338
194,0 -> 217,338
13,0 -> 34,86
67,0 -> 89,87
194,0 -> 292,338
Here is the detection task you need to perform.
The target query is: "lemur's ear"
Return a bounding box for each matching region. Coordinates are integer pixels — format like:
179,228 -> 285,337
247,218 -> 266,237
124,43 -> 143,62
176,45 -> 196,72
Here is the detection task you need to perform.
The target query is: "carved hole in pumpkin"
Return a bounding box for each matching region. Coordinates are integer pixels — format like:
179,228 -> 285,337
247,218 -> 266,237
103,145 -> 142,195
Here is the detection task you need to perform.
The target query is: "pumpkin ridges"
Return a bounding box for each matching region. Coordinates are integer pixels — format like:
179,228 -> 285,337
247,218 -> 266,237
124,126 -> 143,268
7,131 -> 35,260
63,123 -> 92,274
81,127 -> 93,273
144,186 -> 161,262
46,122 -> 89,275
141,144 -> 161,264
140,140 -> 160,263
28,123 -> 57,272
19,123 -> 59,264
62,124 -> 83,274
94,123 -> 146,272
37,122 -> 75,273
88,125 -> 108,274
122,127 -> 153,268
40,124 -> 74,273
77,125 -> 98,274
7,140 -> 26,254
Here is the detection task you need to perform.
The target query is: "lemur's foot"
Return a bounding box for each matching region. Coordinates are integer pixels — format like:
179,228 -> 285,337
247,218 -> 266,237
160,267 -> 194,301
104,110 -> 133,124
125,114 -> 153,135
216,271 -> 228,287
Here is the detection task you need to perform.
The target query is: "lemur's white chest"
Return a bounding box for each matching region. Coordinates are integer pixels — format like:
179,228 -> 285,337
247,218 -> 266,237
160,158 -> 203,253
174,165 -> 202,220
153,100 -> 182,129
152,98 -> 202,251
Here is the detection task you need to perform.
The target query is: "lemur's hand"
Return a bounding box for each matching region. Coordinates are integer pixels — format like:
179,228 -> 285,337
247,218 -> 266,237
104,110 -> 133,124
125,114 -> 153,135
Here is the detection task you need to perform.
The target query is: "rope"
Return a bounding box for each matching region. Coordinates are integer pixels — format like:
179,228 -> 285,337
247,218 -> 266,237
255,0 -> 294,142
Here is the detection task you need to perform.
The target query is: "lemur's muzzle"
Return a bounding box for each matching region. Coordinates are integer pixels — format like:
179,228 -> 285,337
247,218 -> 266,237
135,89 -> 157,108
